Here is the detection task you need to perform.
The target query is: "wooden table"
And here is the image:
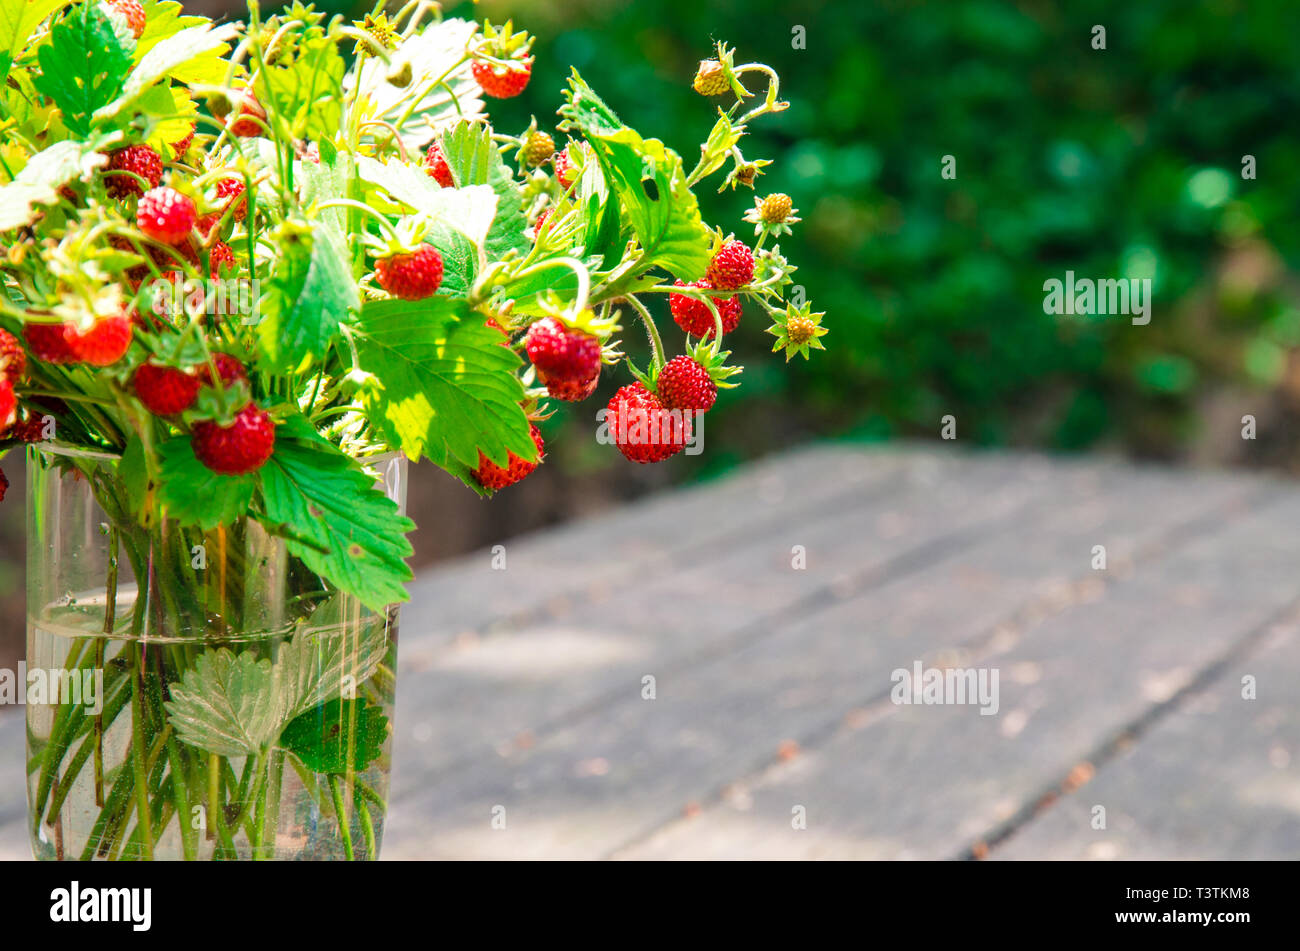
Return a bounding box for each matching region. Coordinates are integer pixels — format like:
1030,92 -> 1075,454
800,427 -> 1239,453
2,444 -> 1298,859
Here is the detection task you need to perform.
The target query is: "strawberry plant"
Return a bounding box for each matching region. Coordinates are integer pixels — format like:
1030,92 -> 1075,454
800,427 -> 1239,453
0,1 -> 824,860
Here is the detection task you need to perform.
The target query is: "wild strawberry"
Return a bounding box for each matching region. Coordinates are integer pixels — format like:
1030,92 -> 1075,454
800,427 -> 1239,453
553,146 -> 577,190
605,382 -> 691,464
706,240 -> 755,290
0,377 -> 15,432
524,317 -> 600,387
471,422 -> 544,490
9,415 -> 48,443
532,209 -> 550,240
0,329 -> 25,383
472,58 -> 532,98
64,313 -> 133,366
656,355 -> 716,413
424,142 -> 455,188
137,187 -> 197,245
208,241 -> 236,277
104,145 -> 163,199
192,404 -> 275,475
170,127 -> 195,160
484,316 -> 511,340
107,0 -> 146,39
544,372 -> 600,403
522,131 -> 555,167
693,60 -> 729,96
668,280 -> 742,338
375,245 -> 444,300
24,323 -> 76,364
133,363 -> 201,416
199,353 -> 248,388
215,178 -> 247,220
225,92 -> 267,138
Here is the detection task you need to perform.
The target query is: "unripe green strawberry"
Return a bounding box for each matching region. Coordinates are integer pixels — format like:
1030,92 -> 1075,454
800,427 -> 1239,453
759,193 -> 793,223
693,60 -> 728,96
522,131 -> 555,167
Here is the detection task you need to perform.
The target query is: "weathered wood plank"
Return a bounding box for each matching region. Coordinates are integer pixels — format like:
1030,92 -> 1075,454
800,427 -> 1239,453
381,460 -> 1269,858
990,613 -> 1300,860
382,448 -> 1083,811
615,492 -> 1300,860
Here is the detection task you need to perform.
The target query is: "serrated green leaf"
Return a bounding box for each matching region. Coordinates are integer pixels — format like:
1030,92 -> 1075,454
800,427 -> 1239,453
32,2 -> 131,136
118,432 -> 149,516
353,297 -> 536,473
258,220 -> 358,371
438,121 -> 529,262
260,426 -> 414,612
156,435 -> 257,529
0,0 -> 70,72
561,72 -> 711,281
261,34 -> 343,143
354,154 -> 499,255
104,21 -> 237,117
280,698 -> 388,775
274,605 -> 391,722
0,138 -> 109,229
136,81 -> 196,155
165,649 -> 282,757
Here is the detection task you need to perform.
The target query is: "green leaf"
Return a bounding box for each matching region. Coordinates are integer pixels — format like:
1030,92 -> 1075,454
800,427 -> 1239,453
561,72 -> 711,281
156,435 -> 257,529
0,0 -> 70,75
354,154 -> 500,257
260,34 -> 343,143
104,20 -> 237,117
0,138 -> 109,230
165,649 -> 283,757
259,425 -> 414,612
280,698 -> 388,774
258,220 -> 358,372
275,607 -> 391,722
32,2 -> 131,136
118,432 -> 150,517
352,296 -> 536,472
438,121 -> 529,262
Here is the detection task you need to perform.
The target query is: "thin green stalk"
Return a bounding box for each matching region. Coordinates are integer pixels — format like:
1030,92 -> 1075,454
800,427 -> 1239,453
328,775 -> 354,861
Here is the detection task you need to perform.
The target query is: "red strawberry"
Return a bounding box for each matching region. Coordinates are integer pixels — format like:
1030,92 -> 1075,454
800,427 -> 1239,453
544,372 -> 600,403
208,241 -> 236,277
199,353 -> 248,388
471,423 -> 544,490
553,147 -> 577,189
375,245 -> 444,300
706,240 -> 755,290
524,317 -> 600,387
104,145 -> 162,199
225,93 -> 267,138
24,323 -> 76,364
133,363 -> 201,416
0,329 -> 26,383
137,187 -> 197,245
533,209 -> 550,240
472,58 -> 532,98
0,377 -> 16,432
215,177 -> 247,220
605,382 -> 691,464
668,280 -> 742,338
424,142 -> 455,188
64,314 -> 133,366
107,0 -> 146,38
9,415 -> 48,443
192,404 -> 275,475
656,355 -> 717,413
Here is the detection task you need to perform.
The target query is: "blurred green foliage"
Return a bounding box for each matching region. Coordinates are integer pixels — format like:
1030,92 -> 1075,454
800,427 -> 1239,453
335,0 -> 1300,467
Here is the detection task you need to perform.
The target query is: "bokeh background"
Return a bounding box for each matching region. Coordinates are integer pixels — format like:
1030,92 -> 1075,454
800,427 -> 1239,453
3,0 -> 1300,668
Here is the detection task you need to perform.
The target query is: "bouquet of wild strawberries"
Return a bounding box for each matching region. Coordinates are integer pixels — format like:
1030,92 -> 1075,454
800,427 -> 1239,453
0,0 -> 825,860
